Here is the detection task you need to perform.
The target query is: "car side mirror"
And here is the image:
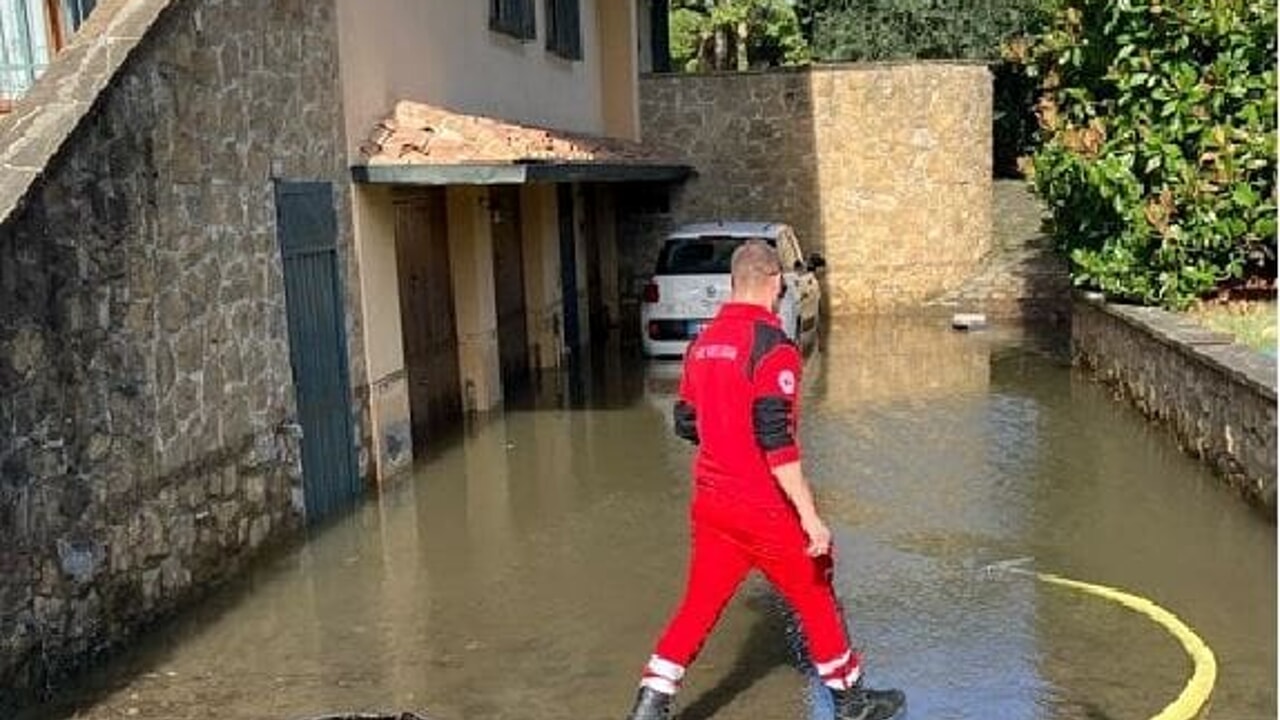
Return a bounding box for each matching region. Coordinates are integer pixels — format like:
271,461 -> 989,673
807,253 -> 827,272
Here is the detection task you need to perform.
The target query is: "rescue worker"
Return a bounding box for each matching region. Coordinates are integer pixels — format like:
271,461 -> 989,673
625,240 -> 905,720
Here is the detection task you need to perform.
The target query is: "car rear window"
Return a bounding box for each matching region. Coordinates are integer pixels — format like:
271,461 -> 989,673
656,236 -> 774,275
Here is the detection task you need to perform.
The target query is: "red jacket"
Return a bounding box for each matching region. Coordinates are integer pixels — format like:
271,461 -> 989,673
675,303 -> 803,509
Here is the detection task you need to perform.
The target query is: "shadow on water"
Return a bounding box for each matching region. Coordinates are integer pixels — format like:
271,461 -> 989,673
674,594 -> 798,720
12,535 -> 306,720
409,421 -> 467,464
504,335 -> 649,414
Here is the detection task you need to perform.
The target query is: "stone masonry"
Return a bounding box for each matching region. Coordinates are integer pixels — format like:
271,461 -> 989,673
0,0 -> 360,706
626,63 -> 992,315
925,180 -> 1072,321
1073,300 -> 1278,516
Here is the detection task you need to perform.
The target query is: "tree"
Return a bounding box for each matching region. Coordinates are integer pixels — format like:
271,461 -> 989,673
808,0 -> 1043,62
792,0 -> 819,47
670,0 -> 810,72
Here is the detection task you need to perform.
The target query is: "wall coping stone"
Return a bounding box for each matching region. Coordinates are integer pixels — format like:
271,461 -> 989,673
1084,297 -> 1277,401
641,60 -> 992,81
0,0 -> 174,228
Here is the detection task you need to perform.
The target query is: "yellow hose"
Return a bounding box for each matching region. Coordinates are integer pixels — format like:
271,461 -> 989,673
1034,571 -> 1218,720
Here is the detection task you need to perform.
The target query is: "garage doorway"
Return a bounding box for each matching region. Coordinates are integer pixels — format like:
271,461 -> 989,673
394,190 -> 462,450
583,187 -> 608,345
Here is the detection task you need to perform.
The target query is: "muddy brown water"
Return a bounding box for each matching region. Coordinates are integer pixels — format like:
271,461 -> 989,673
17,318 -> 1276,720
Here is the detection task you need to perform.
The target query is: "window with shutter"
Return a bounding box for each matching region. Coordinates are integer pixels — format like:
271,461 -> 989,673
545,0 -> 581,60
489,0 -> 536,41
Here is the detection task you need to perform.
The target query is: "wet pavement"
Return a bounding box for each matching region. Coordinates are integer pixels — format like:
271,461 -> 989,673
18,318 -> 1277,720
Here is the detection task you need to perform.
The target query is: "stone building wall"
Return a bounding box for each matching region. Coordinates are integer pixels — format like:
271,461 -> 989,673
625,63 -> 992,316
0,0 -> 359,703
1073,300 -> 1277,516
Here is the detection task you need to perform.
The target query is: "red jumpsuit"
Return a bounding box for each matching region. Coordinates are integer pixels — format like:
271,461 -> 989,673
639,303 -> 862,697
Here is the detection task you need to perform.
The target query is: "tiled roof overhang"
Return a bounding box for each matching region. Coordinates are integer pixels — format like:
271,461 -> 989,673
351,101 -> 692,186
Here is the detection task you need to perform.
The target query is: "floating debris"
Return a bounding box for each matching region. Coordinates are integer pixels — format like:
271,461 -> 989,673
951,313 -> 988,331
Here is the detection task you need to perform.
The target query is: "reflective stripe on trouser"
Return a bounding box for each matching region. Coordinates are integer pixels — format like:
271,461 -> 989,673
640,655 -> 686,695
814,649 -> 863,690
646,500 -> 860,690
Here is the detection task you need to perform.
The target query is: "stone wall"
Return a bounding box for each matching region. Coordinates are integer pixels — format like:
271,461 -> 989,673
1073,300 -> 1277,515
924,180 -> 1072,321
0,0 -> 358,704
624,63 -> 992,315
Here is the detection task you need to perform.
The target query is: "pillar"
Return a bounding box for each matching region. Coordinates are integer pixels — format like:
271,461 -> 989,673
447,186 -> 502,411
598,0 -> 641,141
520,183 -> 564,369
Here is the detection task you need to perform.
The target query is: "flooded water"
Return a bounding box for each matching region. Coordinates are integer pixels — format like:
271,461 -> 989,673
19,318 -> 1276,720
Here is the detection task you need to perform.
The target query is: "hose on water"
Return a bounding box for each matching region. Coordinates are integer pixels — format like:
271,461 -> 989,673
788,557 -> 1217,720
1016,565 -> 1218,720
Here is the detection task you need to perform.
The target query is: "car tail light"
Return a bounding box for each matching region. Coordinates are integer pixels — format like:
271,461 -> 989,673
643,282 -> 660,304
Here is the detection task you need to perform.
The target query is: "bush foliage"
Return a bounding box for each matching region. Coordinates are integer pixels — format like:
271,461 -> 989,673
671,0 -> 809,72
1018,0 -> 1277,308
807,0 -> 1043,62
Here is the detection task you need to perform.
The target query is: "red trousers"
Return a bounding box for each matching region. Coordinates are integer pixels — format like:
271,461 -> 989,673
642,493 -> 862,694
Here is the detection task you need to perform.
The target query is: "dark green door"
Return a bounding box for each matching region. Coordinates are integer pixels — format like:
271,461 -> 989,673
274,181 -> 360,524
491,186 -> 530,391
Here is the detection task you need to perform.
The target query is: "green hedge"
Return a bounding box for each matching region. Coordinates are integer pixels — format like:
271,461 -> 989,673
809,0 -> 1043,62
1020,0 -> 1276,308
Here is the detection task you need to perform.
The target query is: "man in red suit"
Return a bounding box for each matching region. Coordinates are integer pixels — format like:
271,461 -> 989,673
624,240 -> 905,720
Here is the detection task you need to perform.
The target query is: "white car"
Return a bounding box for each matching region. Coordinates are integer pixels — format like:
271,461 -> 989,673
640,222 -> 824,358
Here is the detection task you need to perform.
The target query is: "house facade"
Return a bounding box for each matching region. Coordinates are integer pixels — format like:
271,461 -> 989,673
336,0 -> 686,479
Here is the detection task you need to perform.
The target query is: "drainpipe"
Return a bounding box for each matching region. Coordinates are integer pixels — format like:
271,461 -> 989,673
651,0 -> 671,73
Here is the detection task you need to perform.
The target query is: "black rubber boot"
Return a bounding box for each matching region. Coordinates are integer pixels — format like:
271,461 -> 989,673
831,681 -> 906,720
624,686 -> 673,720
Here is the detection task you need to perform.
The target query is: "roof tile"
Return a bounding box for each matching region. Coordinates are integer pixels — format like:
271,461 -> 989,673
361,100 -> 674,167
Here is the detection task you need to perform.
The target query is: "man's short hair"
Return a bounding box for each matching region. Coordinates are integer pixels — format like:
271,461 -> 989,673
731,239 -> 782,291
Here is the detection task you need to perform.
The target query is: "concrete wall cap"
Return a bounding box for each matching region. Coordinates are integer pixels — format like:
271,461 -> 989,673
1090,301 -> 1277,400
0,0 -> 175,228
641,59 -> 992,81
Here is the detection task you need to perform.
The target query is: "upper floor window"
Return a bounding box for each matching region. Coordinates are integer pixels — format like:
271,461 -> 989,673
545,0 -> 581,60
0,0 -> 96,109
59,0 -> 93,35
490,0 -> 535,41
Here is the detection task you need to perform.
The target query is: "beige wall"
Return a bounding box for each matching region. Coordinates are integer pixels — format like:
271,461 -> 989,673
339,1 -> 640,465
598,0 -> 641,140
353,185 -> 413,479
355,186 -> 407,383
337,0 -> 639,158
